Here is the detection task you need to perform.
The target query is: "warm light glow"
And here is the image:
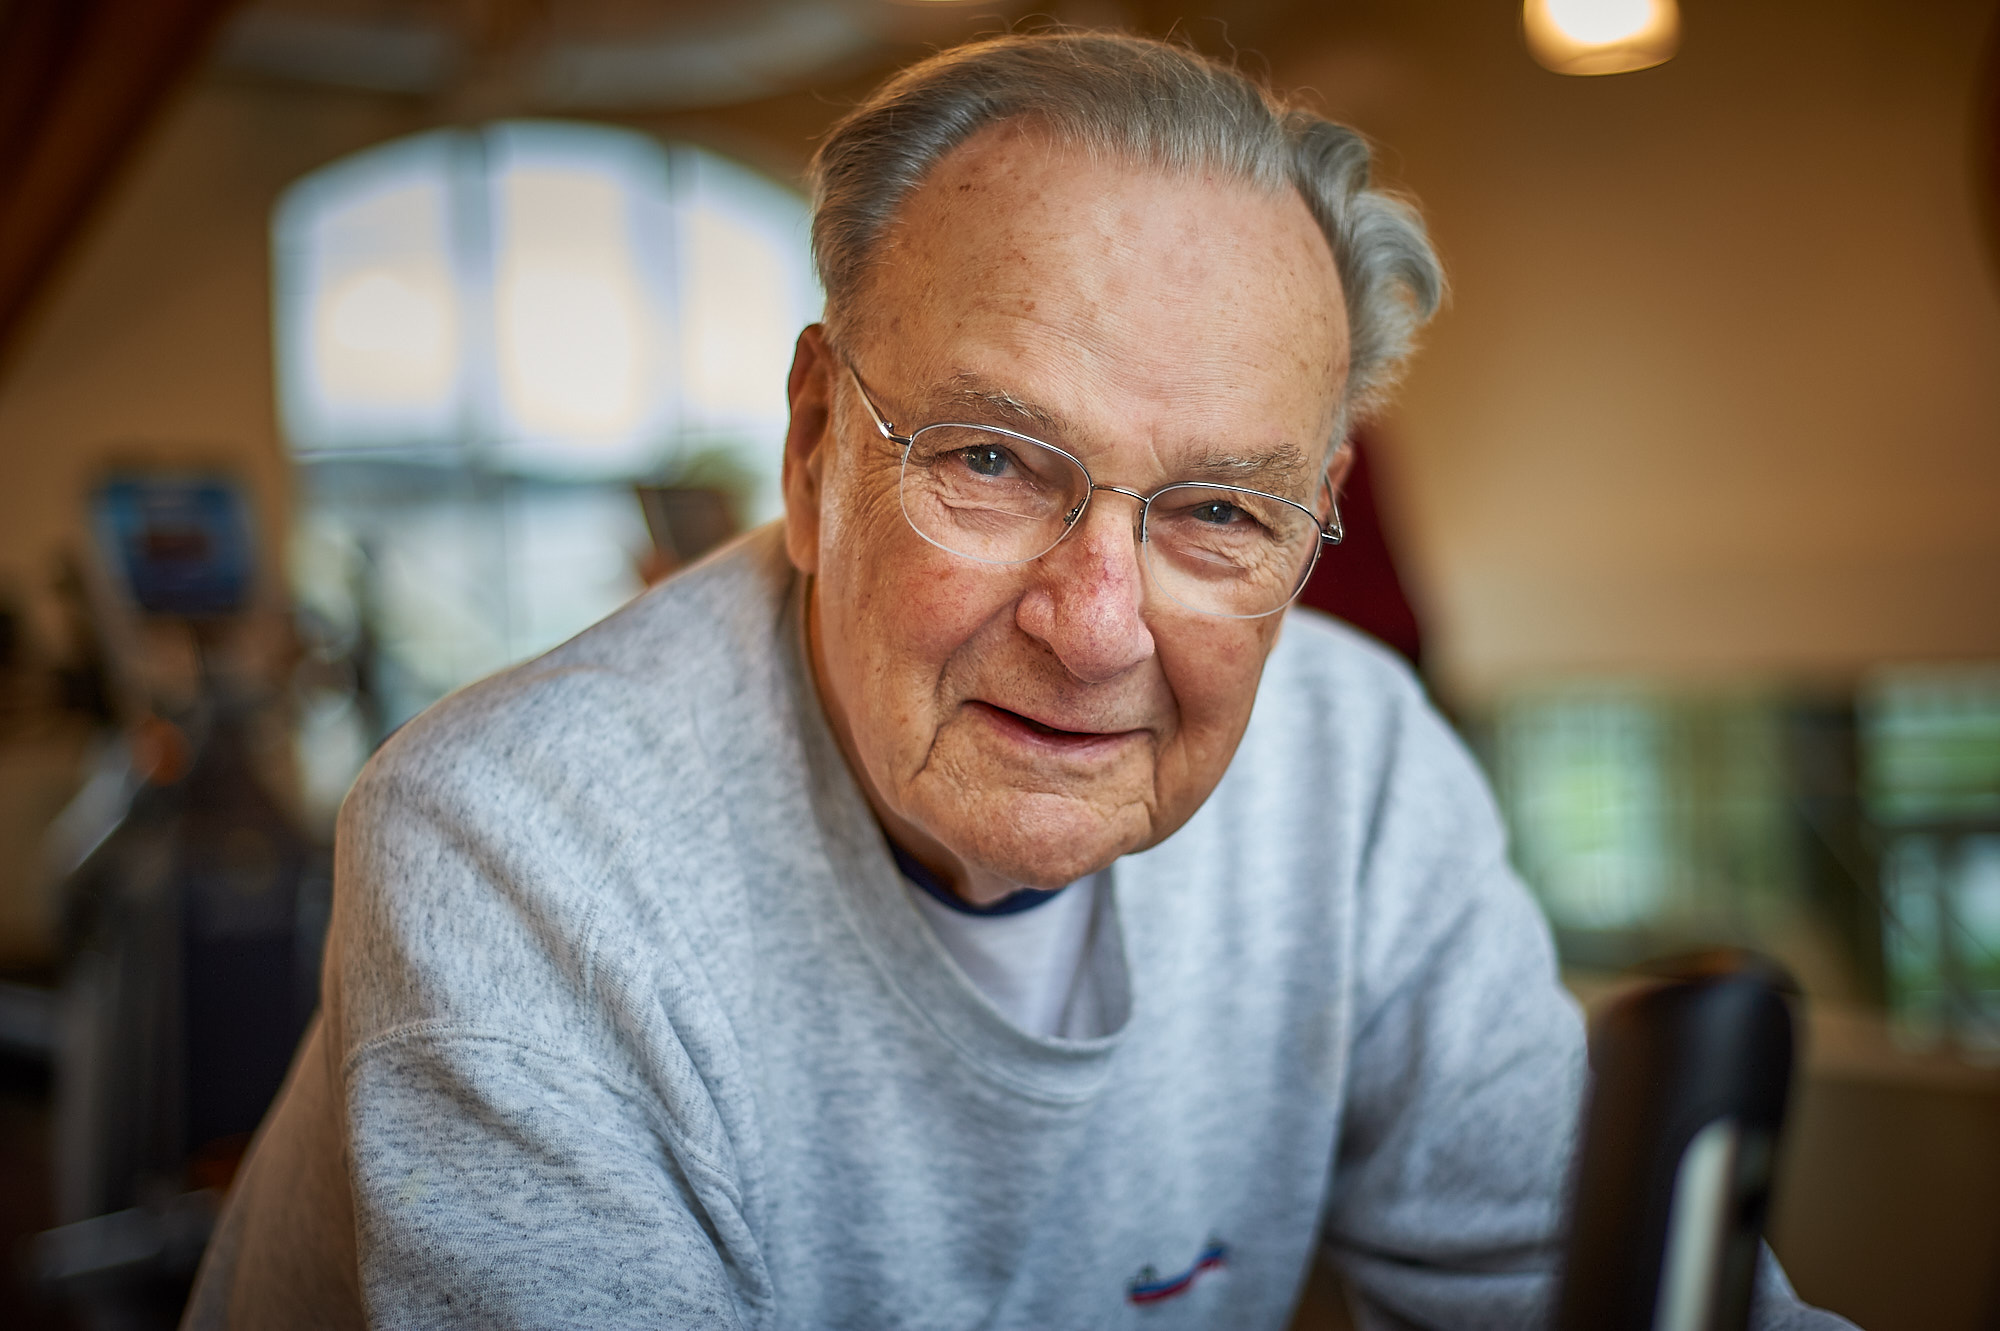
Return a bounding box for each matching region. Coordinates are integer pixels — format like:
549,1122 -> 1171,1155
281,158 -> 464,448
665,145 -> 825,520
493,168 -> 648,444
498,267 -> 641,426
1524,0 -> 1679,76
315,268 -> 458,407
323,270 -> 452,362
1545,0 -> 1652,45
681,205 -> 787,419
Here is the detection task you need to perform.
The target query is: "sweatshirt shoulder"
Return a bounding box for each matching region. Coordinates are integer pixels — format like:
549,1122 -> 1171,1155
1235,608 -> 1512,898
1252,608 -> 1466,783
358,524 -> 795,807
1244,612 -> 1537,1005
326,531 -> 799,1053
1265,608 -> 1424,701
334,527 -> 798,955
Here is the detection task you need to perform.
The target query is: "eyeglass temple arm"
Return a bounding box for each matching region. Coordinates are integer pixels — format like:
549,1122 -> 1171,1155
1320,449 -> 1347,546
846,364 -> 913,445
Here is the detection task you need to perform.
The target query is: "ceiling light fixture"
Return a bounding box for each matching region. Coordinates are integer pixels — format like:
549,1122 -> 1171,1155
1523,0 -> 1680,76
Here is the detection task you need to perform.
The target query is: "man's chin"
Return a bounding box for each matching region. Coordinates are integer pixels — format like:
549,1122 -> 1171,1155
973,850 -> 1113,893
923,789 -> 1147,891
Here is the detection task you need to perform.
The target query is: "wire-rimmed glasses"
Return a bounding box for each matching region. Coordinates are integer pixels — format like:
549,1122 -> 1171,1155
846,364 -> 1344,620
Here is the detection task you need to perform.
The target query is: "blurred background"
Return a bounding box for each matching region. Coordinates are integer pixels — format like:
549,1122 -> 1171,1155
0,0 -> 1995,1327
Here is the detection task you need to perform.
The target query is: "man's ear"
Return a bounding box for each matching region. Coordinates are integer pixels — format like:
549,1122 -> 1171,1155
1325,438 -> 1357,498
782,324 -> 837,575
1321,439 -> 1358,530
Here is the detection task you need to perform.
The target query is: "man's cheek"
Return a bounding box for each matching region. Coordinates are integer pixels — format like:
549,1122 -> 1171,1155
874,564 -> 1004,664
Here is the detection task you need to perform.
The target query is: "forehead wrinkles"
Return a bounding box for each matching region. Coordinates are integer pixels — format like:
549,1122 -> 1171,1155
937,160 -> 1298,318
859,129 -> 1347,458
887,129 -> 1336,310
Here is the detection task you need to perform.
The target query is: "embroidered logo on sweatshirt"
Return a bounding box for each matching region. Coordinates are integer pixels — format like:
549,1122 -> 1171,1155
1125,1239 -> 1229,1305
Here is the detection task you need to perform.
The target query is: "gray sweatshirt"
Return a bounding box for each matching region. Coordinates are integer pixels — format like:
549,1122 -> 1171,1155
186,525 -> 1852,1330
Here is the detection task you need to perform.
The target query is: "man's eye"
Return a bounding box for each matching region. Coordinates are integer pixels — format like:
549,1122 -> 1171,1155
960,446 -> 1011,478
1191,500 -> 1243,525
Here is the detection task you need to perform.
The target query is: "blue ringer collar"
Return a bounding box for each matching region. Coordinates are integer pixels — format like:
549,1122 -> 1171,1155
889,841 -> 1065,917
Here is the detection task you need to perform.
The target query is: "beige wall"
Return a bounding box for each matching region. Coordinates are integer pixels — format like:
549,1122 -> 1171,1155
1277,0 -> 2000,699
2,1 -> 1995,703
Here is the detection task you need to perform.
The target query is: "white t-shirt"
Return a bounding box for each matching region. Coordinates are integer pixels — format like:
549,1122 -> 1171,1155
904,871 -> 1114,1039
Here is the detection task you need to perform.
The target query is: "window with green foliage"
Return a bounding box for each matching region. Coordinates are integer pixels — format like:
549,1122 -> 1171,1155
1862,666 -> 2000,1051
1483,670 -> 2000,1054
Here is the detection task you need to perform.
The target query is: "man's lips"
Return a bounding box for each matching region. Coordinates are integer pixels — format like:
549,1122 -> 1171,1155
966,700 -> 1143,750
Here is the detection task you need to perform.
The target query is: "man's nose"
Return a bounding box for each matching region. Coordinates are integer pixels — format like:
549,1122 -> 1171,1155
1013,487 -> 1157,683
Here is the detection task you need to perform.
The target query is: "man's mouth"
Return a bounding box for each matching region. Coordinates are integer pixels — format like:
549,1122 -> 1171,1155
967,701 -> 1137,749
1000,707 -> 1086,738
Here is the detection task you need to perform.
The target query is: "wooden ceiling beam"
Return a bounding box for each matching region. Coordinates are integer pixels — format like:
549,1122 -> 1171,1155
0,0 -> 243,378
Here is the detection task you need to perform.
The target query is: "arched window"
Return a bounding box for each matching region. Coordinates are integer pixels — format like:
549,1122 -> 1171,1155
274,120 -> 817,495
273,124 -> 818,813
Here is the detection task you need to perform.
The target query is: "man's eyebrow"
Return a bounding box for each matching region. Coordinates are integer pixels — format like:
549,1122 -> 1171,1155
926,372 -> 1070,437
1176,444 -> 1317,493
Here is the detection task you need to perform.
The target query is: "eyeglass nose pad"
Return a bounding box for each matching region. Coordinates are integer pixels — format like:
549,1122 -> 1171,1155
1067,485 -> 1152,544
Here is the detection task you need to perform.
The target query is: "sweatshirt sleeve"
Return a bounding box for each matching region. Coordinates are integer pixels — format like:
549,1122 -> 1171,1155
342,1030 -> 748,1329
1318,687 -> 1856,1330
320,681 -> 769,1330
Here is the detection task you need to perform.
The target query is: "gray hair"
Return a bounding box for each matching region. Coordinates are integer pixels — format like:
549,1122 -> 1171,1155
808,31 -> 1445,430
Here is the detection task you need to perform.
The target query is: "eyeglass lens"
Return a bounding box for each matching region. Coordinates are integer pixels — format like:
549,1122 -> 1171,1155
898,425 -> 1323,618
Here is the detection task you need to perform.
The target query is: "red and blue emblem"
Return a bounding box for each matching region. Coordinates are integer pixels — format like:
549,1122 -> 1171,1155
1126,1239 -> 1229,1305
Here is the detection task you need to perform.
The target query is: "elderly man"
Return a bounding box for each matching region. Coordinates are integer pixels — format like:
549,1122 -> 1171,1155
188,32 -> 1852,1331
